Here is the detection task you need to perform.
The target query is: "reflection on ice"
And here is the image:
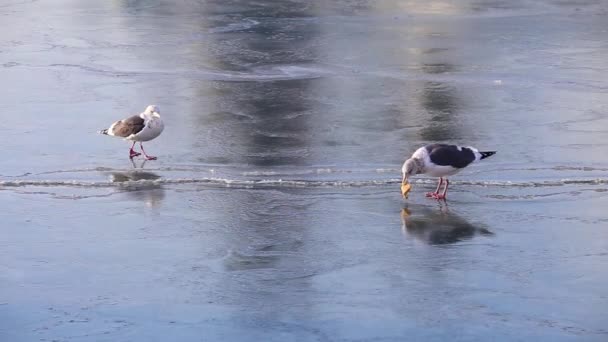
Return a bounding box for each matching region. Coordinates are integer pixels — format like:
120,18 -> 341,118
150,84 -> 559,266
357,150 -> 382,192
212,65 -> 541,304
109,159 -> 161,182
400,205 -> 493,245
223,250 -> 281,271
109,159 -> 165,207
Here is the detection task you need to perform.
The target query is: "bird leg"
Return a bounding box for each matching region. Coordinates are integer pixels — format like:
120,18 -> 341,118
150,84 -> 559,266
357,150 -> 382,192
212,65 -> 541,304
433,179 -> 449,200
435,177 -> 444,194
140,142 -> 157,160
129,141 -> 141,158
426,177 -> 443,198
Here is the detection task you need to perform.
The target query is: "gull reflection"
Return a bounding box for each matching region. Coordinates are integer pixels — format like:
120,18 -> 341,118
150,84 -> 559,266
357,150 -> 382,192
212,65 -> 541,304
108,159 -> 165,208
400,204 -> 493,245
110,159 -> 161,182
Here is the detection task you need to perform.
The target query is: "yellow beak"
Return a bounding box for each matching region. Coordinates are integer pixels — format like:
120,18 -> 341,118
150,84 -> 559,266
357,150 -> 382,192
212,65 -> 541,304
401,180 -> 412,199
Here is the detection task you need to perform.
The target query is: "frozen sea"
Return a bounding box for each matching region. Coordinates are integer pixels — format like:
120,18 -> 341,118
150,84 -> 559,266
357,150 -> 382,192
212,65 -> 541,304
1,0 -> 608,341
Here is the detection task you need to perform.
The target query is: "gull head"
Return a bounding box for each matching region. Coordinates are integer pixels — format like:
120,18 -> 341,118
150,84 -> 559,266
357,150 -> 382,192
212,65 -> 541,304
400,158 -> 419,198
402,158 -> 420,181
144,105 -> 161,117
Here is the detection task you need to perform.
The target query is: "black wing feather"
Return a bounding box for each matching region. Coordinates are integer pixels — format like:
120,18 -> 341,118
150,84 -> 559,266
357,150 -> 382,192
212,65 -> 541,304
425,144 -> 476,168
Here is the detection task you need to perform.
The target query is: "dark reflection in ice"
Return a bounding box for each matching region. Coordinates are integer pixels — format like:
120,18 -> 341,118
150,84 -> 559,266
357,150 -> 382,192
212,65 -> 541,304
182,0 -> 321,167
415,43 -> 463,142
109,159 -> 160,182
195,80 -> 316,166
109,171 -> 161,183
419,81 -> 463,141
223,250 -> 280,271
400,205 -> 493,245
107,160 -> 165,207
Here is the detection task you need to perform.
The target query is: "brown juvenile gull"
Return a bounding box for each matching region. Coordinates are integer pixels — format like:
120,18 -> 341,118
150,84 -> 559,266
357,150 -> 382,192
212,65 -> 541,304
401,144 -> 496,200
100,105 -> 164,160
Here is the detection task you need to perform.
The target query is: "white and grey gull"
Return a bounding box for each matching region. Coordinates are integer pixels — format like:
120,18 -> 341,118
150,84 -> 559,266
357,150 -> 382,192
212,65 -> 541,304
402,144 -> 496,200
100,105 -> 164,160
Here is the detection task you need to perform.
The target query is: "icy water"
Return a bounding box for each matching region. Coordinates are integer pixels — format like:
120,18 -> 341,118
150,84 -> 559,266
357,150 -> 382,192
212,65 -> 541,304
1,0 -> 608,341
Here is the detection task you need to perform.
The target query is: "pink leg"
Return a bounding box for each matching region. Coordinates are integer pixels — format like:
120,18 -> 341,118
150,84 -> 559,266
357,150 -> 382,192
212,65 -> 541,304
434,179 -> 449,200
435,178 -> 444,194
129,141 -> 141,158
426,178 -> 443,198
140,142 -> 157,160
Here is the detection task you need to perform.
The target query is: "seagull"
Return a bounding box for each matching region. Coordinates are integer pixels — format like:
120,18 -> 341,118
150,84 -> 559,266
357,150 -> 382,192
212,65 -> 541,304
401,144 -> 496,200
100,105 -> 164,160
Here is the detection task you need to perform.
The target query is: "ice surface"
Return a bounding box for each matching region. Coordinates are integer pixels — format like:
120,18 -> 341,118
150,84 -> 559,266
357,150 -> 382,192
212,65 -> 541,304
1,0 -> 608,341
